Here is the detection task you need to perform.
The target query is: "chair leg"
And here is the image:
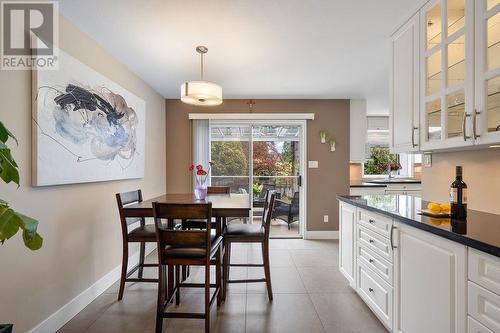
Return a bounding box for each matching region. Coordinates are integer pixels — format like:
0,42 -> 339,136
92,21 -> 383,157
156,264 -> 166,333
216,246 -> 222,306
175,265 -> 180,305
138,242 -> 145,278
222,241 -> 231,301
205,262 -> 211,333
118,242 -> 128,301
262,241 -> 273,301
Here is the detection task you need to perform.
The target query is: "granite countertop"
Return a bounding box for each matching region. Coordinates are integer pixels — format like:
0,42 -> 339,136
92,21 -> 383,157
337,194 -> 500,257
350,178 -> 421,187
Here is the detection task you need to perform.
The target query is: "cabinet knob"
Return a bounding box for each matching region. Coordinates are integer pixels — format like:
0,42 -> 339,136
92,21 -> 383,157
369,258 -> 374,263
369,239 -> 374,243
369,288 -> 374,292
368,219 -> 375,223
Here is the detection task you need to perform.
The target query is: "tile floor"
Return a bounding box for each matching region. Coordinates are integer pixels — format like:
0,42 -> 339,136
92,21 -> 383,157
58,239 -> 387,333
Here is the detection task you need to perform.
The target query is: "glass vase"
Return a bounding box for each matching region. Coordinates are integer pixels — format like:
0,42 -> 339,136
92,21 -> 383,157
194,181 -> 208,200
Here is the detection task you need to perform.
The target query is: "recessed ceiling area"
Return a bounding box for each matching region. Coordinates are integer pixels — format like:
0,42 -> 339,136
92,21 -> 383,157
60,0 -> 422,115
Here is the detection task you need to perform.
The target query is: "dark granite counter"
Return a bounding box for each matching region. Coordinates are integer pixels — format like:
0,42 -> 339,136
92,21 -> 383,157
336,194 -> 500,257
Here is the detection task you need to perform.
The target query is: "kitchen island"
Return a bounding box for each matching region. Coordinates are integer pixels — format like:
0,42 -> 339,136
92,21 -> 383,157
336,194 -> 500,333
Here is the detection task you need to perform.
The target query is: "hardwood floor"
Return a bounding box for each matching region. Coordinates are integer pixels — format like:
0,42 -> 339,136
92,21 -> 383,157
58,239 -> 387,333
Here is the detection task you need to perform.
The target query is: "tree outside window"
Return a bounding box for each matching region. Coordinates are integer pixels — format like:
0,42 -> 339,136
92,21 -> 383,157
363,146 -> 398,176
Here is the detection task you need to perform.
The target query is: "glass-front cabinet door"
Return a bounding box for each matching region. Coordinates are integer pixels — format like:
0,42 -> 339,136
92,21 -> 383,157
474,0 -> 500,145
420,0 -> 475,150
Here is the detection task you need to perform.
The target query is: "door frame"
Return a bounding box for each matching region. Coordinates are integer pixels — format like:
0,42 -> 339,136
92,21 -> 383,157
208,118 -> 307,238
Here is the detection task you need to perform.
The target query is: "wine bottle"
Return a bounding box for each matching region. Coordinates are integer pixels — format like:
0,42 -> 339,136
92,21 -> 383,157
450,166 -> 467,220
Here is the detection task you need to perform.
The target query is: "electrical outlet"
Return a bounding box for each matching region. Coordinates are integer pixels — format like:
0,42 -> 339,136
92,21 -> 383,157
323,215 -> 329,223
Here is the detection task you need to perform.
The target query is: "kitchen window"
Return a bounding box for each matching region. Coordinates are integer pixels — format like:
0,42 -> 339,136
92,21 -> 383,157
362,116 -> 420,178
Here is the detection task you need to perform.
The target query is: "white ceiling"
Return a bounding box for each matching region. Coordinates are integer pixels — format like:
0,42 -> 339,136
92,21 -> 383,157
60,0 -> 422,115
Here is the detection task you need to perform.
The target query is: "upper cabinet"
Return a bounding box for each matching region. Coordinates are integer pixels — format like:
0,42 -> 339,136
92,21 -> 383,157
420,0 -> 475,151
390,0 -> 500,152
390,13 -> 420,153
474,0 -> 500,145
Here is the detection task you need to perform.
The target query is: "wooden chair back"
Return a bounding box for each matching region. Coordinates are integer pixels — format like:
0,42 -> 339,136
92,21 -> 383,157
152,203 -> 213,258
207,186 -> 230,194
261,190 -> 276,239
116,190 -> 146,236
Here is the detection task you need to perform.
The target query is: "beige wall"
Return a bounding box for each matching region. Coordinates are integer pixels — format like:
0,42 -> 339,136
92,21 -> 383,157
421,149 -> 500,214
0,16 -> 166,332
165,99 -> 350,232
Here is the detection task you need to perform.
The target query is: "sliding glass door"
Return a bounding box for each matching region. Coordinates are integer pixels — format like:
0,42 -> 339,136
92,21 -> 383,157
209,120 -> 304,238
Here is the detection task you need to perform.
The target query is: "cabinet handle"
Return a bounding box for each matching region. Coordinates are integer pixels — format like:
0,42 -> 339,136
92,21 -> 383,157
369,288 -> 374,292
368,219 -> 375,224
390,225 -> 397,250
411,126 -> 418,148
473,110 -> 481,139
463,113 -> 471,141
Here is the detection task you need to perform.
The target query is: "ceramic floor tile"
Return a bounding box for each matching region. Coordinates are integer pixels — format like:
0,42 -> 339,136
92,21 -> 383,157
59,238 -> 387,333
290,249 -> 338,267
245,293 -> 325,333
56,293 -> 116,333
309,292 -> 388,333
246,266 -> 306,294
297,266 -> 353,293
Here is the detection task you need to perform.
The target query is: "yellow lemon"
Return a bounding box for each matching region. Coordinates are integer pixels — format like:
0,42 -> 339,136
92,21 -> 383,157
427,202 -> 442,214
440,203 -> 451,214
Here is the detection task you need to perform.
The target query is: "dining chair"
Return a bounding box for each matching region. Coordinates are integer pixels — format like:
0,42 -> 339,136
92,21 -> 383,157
115,190 -> 158,301
222,190 -> 276,301
152,202 -> 223,333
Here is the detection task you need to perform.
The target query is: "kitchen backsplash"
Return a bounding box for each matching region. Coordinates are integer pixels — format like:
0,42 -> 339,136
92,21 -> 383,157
421,149 -> 500,214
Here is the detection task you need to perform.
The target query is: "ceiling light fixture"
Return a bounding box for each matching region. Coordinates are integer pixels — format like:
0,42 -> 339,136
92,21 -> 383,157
181,46 -> 223,106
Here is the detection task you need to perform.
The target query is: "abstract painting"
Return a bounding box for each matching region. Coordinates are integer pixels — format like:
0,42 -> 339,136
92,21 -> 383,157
32,49 -> 145,186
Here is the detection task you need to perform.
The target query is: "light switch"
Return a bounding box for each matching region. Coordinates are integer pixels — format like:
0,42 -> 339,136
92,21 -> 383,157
323,215 -> 329,223
308,160 -> 319,168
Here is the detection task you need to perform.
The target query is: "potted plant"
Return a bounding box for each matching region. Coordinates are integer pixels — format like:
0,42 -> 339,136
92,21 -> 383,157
252,183 -> 263,197
386,162 -> 402,179
1,121 -> 43,332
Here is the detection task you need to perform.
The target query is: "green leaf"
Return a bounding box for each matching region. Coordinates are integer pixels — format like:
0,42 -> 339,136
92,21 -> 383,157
22,230 -> 43,250
0,206 -> 20,241
0,121 -> 18,145
0,147 -> 19,185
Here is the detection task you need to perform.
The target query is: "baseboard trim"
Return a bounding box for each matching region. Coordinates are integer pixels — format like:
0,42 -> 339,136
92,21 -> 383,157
28,244 -> 156,333
305,231 -> 339,240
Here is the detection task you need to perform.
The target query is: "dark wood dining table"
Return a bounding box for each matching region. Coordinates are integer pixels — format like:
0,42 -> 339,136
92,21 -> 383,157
122,193 -> 251,298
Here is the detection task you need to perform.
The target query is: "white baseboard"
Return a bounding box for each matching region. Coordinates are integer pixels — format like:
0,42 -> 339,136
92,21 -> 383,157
29,244 -> 156,333
305,231 -> 339,240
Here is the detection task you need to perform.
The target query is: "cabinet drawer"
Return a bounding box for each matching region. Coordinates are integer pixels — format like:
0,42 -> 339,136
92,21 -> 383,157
357,225 -> 393,263
358,208 -> 392,238
469,316 -> 494,333
357,262 -> 393,330
469,248 -> 500,296
468,281 -> 500,332
358,242 -> 393,285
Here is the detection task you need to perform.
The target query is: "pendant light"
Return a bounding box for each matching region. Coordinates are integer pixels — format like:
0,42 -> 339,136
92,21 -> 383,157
181,46 -> 223,106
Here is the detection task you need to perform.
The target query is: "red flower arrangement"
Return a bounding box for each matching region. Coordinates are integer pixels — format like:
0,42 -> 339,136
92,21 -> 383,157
386,162 -> 402,171
189,162 -> 213,184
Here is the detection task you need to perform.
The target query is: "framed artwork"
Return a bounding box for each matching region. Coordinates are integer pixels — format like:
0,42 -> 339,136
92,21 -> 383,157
32,49 -> 146,186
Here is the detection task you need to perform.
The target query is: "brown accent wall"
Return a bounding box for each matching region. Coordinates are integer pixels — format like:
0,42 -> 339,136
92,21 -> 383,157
165,99 -> 350,232
421,149 -> 500,214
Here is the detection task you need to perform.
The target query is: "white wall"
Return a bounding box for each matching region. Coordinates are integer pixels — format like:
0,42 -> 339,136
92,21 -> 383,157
0,15 -> 166,332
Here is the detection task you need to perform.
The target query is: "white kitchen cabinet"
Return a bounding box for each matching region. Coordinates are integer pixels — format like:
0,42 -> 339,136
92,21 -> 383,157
419,0 -> 475,151
390,0 -> 500,152
390,12 -> 420,153
339,202 -> 356,288
473,1 -> 500,146
393,221 -> 467,333
350,100 -> 367,162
